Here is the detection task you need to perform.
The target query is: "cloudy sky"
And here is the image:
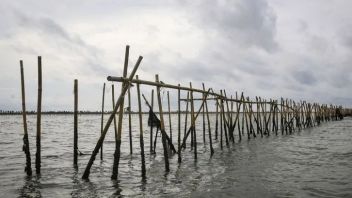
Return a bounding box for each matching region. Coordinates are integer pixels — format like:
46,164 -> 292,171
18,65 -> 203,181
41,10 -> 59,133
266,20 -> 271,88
1,0 -> 352,111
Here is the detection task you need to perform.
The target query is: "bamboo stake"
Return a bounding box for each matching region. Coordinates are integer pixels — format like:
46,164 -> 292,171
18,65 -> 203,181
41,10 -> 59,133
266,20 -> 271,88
256,97 -> 261,137
220,91 -> 223,150
190,82 -> 197,160
223,90 -> 233,142
203,83 -> 214,155
241,94 -> 245,136
150,89 -> 154,153
136,75 -> 146,178
180,88 -> 212,149
36,56 -> 42,174
235,92 -> 242,141
243,97 -> 250,139
111,46 -> 130,180
128,87 -> 133,154
20,60 -> 32,176
74,79 -> 78,166
202,87 -> 206,144
155,74 -> 170,172
177,85 -> 181,163
215,98 -> 219,140
183,92 -> 189,149
112,84 -> 118,154
167,91 -> 172,144
100,83 -> 106,161
82,55 -> 143,180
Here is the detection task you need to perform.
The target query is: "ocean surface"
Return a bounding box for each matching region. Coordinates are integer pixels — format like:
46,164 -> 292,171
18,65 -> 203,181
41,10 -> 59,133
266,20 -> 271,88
0,114 -> 351,197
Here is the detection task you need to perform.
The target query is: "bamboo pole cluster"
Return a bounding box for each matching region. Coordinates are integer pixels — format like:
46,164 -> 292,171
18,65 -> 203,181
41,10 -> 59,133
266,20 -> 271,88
18,46 -> 349,182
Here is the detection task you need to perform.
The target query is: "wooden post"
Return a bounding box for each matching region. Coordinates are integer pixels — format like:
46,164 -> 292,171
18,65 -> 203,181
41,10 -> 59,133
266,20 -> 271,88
112,45 -> 129,180
177,85 -> 182,163
136,75 -> 146,178
20,60 -> 32,176
82,55 -> 143,180
203,83 -> 214,155
74,79 -> 78,166
190,82 -> 197,160
36,56 -> 42,174
155,74 -> 170,172
100,83 -> 106,161
150,89 -> 154,153
167,91 -> 173,144
128,87 -> 133,154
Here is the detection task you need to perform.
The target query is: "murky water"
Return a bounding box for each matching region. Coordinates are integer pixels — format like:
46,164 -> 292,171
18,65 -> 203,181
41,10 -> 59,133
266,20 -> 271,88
0,114 -> 351,197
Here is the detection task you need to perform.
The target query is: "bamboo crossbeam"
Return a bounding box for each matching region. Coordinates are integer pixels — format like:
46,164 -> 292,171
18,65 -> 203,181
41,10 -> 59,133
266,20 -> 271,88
107,76 -> 295,109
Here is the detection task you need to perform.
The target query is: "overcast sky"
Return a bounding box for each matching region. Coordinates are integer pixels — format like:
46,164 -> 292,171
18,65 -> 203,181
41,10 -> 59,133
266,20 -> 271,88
1,0 -> 352,111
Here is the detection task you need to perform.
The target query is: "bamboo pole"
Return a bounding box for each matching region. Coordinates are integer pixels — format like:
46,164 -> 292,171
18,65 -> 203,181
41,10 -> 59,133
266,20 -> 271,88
220,91 -> 223,150
180,88 -> 212,149
155,74 -> 170,172
177,85 -> 181,163
109,77 -> 274,105
202,87 -> 206,144
20,60 -> 32,176
82,55 -> 143,180
167,91 -> 173,144
150,89 -> 154,153
36,56 -> 42,174
183,92 -> 189,149
223,90 -> 233,142
235,92 -> 242,141
203,83 -> 214,155
112,45 -> 129,180
190,82 -> 197,160
100,83 -> 106,161
128,87 -> 133,154
215,98 -> 219,140
256,97 -> 261,137
74,79 -> 78,166
112,84 -> 118,154
243,97 -> 250,139
136,75 -> 146,178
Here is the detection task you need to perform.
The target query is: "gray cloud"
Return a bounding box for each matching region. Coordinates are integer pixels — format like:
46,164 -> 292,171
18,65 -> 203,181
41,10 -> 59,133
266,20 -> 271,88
186,0 -> 278,52
1,0 -> 352,111
292,70 -> 317,86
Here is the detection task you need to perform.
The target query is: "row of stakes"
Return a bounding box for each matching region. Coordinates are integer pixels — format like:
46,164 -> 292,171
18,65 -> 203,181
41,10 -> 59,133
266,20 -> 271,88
19,46 -> 347,180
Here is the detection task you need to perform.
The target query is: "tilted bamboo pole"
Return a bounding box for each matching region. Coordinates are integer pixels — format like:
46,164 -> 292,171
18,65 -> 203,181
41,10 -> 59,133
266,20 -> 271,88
20,60 -> 32,176
82,55 -> 143,180
155,74 -> 170,172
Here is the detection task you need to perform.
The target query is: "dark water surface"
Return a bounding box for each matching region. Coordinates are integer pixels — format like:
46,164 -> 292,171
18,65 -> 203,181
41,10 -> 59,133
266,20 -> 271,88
0,114 -> 351,197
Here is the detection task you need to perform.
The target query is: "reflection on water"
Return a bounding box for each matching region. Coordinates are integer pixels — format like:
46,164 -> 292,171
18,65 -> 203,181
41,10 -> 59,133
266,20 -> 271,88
0,115 -> 351,197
